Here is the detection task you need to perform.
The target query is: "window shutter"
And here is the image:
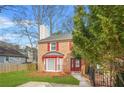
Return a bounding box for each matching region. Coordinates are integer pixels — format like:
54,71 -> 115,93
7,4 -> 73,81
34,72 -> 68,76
56,42 -> 59,51
69,42 -> 72,50
48,43 -> 50,51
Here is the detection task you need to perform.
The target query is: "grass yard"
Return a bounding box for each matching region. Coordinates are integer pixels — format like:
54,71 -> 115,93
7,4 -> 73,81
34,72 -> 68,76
0,71 -> 79,87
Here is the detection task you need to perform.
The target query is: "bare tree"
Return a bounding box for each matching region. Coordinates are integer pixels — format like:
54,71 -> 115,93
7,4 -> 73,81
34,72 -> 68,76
1,6 -> 73,47
12,6 -> 38,47
32,6 -> 45,40
32,5 -> 67,36
62,16 -> 74,32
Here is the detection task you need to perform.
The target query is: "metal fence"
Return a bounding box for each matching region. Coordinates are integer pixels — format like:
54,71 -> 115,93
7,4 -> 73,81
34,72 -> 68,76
0,63 -> 37,73
93,63 -> 124,87
94,70 -> 115,87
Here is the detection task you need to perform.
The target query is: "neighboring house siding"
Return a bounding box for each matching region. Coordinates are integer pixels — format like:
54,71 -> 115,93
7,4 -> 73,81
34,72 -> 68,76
38,40 -> 72,73
0,56 -> 5,63
7,57 -> 26,64
0,56 -> 26,64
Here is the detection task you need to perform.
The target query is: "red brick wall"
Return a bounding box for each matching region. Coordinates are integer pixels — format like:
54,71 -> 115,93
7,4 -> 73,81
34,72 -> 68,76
38,40 -> 73,73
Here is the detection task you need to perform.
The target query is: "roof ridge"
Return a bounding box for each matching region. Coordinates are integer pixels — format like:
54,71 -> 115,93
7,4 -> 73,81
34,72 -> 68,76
39,33 -> 72,43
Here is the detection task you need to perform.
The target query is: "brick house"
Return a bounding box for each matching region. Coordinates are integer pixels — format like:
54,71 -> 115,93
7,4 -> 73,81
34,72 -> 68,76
38,33 -> 86,74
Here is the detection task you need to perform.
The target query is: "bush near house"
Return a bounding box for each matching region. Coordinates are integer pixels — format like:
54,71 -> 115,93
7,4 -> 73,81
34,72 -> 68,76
0,71 -> 79,87
26,63 -> 37,71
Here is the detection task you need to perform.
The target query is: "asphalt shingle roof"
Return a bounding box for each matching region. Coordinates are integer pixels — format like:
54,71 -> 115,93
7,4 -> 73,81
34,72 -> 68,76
39,33 -> 72,43
0,46 -> 27,57
0,41 -> 27,57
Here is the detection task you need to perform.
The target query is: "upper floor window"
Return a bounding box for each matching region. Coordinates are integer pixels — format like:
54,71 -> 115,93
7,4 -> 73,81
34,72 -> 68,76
50,42 -> 56,51
48,42 -> 59,51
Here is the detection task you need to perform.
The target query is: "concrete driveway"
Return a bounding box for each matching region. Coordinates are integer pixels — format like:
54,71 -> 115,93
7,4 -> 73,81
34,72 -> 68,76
18,82 -> 78,87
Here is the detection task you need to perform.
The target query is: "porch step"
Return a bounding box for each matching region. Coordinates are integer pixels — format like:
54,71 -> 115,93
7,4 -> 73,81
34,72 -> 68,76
71,72 -> 80,75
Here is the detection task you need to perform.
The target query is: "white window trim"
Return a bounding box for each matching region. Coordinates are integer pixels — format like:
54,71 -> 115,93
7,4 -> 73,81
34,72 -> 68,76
45,58 -> 63,72
50,42 -> 56,51
45,58 -> 56,72
56,58 -> 63,72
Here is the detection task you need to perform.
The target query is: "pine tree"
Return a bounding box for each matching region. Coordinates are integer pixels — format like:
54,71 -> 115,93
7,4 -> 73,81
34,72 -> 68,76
73,6 -> 124,86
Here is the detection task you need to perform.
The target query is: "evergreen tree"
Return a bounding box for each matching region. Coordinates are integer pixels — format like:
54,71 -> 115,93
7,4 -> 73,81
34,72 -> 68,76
73,6 -> 124,86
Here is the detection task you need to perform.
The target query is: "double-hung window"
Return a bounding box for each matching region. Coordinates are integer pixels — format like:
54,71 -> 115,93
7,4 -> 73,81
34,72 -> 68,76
50,42 -> 56,51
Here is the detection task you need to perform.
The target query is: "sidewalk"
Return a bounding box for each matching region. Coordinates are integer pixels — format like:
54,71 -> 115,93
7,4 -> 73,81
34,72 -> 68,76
18,82 -> 78,87
71,73 -> 92,87
18,73 -> 92,87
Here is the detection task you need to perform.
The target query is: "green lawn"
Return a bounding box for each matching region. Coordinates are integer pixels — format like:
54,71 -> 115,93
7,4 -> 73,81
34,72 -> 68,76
0,71 -> 79,87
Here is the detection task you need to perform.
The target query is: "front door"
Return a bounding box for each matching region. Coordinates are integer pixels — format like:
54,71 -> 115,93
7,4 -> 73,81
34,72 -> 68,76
71,58 -> 81,71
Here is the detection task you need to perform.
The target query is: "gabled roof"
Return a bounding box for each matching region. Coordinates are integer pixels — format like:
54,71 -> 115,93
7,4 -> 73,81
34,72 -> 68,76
0,44 -> 27,58
0,41 -> 19,49
39,33 -> 72,43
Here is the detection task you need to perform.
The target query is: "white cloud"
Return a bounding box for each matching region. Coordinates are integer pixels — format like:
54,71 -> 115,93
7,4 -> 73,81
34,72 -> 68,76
0,33 -> 37,47
0,33 -> 31,46
0,36 -> 6,41
0,16 -> 15,29
0,33 -> 19,41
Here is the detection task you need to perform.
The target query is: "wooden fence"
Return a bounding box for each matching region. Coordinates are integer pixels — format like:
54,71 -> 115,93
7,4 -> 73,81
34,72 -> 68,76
0,63 -> 37,73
